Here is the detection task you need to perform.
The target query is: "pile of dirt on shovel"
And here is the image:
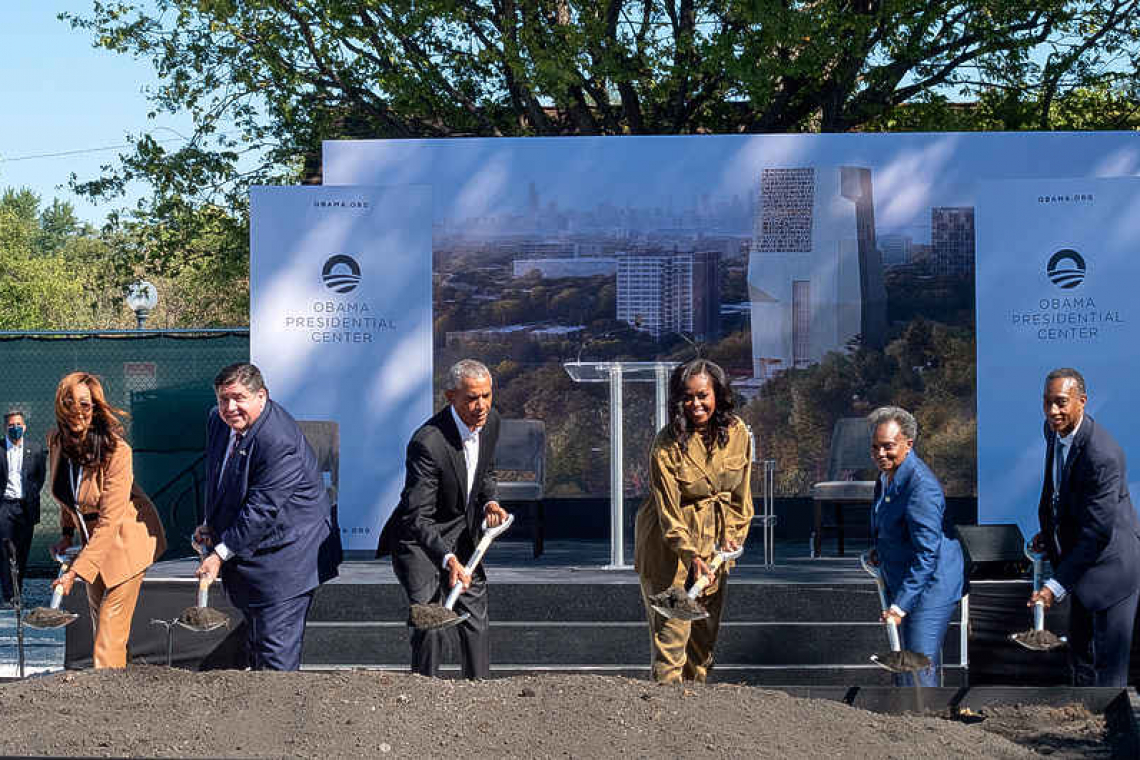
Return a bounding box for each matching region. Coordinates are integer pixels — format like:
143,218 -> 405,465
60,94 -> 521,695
0,666 -> 1084,758
647,586 -> 705,618
176,607 -> 230,630
1010,629 -> 1065,650
408,603 -> 460,628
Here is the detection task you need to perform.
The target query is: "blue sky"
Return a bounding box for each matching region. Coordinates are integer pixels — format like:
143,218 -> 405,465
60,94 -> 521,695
0,4 -> 193,225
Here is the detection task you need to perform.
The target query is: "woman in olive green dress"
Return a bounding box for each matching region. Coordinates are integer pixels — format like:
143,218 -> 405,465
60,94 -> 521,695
634,359 -> 753,683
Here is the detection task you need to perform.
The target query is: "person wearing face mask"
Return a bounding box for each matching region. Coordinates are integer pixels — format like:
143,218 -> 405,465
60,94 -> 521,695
634,359 -> 754,683
0,410 -> 46,604
48,373 -> 166,668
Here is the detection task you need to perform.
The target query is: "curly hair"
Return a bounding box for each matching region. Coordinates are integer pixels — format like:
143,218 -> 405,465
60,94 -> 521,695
54,372 -> 128,468
668,359 -> 736,451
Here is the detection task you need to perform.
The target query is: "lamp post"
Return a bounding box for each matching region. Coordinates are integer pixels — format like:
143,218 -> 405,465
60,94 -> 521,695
125,280 -> 158,329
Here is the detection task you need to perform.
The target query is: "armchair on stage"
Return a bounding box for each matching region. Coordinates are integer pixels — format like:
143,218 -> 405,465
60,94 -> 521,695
810,417 -> 877,557
493,419 -> 546,558
297,420 -> 339,508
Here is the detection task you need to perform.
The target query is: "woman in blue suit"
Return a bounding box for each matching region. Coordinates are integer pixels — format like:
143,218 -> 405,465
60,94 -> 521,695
868,406 -> 965,686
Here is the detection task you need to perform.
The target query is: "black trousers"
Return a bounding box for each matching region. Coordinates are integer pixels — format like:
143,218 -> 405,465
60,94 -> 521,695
0,498 -> 30,602
394,546 -> 490,680
1068,588 -> 1140,687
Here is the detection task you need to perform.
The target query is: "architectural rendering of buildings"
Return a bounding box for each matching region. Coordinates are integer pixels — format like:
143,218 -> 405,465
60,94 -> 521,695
932,206 -> 976,276
616,250 -> 720,340
747,166 -> 887,380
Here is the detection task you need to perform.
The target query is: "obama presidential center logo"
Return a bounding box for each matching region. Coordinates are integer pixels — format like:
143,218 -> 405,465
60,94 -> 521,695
322,254 -> 362,294
1046,248 -> 1086,290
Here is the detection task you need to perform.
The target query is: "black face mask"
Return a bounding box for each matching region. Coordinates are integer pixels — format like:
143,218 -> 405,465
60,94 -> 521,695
6,425 -> 24,443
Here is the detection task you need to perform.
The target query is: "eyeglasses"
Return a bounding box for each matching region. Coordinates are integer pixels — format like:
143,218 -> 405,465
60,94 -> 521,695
63,399 -> 93,412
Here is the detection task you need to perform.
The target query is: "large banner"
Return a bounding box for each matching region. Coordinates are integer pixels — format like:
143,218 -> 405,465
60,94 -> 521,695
250,185 -> 433,553
320,134 -> 1140,508
976,177 -> 1140,538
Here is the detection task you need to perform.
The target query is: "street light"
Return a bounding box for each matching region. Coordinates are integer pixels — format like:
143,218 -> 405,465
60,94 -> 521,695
125,280 -> 158,329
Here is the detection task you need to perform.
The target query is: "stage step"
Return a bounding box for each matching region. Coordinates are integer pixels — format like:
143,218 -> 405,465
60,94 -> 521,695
301,571 -> 964,686
302,618 -> 962,667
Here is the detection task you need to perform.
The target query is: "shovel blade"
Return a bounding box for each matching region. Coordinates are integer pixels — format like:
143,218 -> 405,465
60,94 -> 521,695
650,602 -> 709,621
870,650 -> 932,674
409,601 -> 471,631
175,605 -> 230,633
413,611 -> 471,632
24,607 -> 78,630
1009,629 -> 1066,651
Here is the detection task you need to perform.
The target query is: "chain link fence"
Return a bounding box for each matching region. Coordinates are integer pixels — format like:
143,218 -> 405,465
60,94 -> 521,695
0,330 -> 249,574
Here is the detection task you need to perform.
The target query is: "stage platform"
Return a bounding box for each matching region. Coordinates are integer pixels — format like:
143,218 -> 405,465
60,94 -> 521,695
61,536 -> 1099,686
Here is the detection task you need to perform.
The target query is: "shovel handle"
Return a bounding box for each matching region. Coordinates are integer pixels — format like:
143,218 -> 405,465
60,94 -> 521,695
48,561 -> 72,610
1033,600 -> 1045,632
687,551 -> 732,600
443,580 -> 463,611
197,577 -> 211,608
467,513 -> 514,575
443,513 -> 515,610
886,617 -> 902,652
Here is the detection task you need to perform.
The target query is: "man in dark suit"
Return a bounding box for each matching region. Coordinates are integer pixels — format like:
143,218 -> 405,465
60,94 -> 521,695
195,363 -> 340,671
868,406 -> 965,687
383,359 -> 507,679
1031,367 -> 1140,687
0,410 -> 46,603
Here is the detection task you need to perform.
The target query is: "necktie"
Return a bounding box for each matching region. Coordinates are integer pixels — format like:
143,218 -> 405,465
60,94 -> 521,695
1053,440 -> 1065,495
218,434 -> 243,488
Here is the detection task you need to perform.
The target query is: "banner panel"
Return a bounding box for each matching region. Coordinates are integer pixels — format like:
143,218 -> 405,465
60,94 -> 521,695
250,185 -> 432,552
976,177 -> 1140,537
319,134 -> 1140,506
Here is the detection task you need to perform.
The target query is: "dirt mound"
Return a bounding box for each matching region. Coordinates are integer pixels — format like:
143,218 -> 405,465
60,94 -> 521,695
0,667 -> 1066,758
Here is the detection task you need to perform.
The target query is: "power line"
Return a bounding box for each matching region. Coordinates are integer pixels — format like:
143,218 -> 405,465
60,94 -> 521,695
0,130 -> 243,164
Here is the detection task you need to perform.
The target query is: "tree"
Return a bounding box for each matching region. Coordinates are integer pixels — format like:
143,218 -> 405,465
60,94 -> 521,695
64,1 -> 1140,242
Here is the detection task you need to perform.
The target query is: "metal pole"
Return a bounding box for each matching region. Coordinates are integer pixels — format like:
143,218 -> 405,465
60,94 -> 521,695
654,364 -> 669,433
607,364 -> 627,569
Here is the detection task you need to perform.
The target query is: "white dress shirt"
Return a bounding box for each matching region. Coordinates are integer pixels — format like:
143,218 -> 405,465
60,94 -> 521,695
443,406 -> 483,569
1044,415 -> 1083,602
4,437 -> 23,500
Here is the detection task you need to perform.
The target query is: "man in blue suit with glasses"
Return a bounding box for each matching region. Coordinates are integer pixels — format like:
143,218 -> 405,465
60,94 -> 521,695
194,363 -> 340,670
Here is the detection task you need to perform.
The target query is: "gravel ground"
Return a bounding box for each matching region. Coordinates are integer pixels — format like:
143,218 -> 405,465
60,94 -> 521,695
0,667 -> 1116,758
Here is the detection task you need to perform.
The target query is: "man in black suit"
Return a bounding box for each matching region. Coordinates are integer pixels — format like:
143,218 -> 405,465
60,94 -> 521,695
1031,367 -> 1140,687
194,363 -> 340,670
384,359 -> 507,679
0,410 -> 46,603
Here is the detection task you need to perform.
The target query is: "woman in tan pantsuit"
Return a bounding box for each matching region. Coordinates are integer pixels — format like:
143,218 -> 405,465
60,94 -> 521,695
48,372 -> 166,669
634,359 -> 753,683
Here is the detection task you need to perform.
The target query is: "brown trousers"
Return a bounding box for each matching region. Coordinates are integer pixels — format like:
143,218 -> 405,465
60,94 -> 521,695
85,570 -> 145,669
640,579 -> 728,683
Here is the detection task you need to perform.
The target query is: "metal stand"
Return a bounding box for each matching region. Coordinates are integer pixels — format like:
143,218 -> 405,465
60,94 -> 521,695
754,459 -> 777,567
6,539 -> 24,678
564,361 -> 678,569
150,618 -> 178,667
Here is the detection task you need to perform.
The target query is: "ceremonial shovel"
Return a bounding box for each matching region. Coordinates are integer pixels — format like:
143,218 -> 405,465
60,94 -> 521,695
24,549 -> 80,630
411,512 -> 515,632
649,545 -> 744,621
175,542 -> 230,633
1010,542 -> 1065,651
860,551 -> 932,674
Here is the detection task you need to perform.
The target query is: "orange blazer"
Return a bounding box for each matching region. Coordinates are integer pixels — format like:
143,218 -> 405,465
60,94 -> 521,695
48,432 -> 166,587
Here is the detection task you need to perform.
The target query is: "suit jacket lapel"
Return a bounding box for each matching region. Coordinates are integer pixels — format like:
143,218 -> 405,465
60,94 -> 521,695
439,409 -> 469,505
0,441 -> 8,492
1061,416 -> 1091,497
